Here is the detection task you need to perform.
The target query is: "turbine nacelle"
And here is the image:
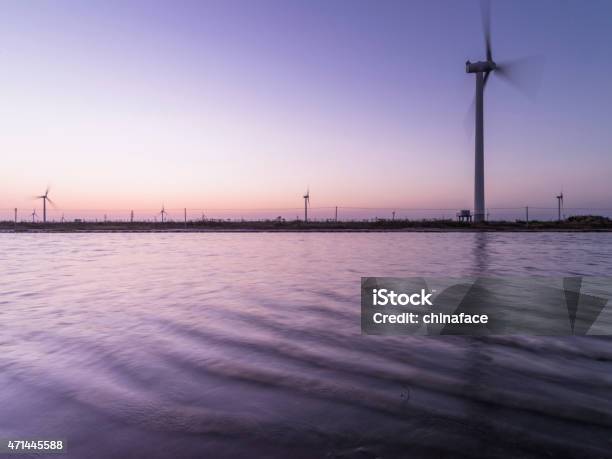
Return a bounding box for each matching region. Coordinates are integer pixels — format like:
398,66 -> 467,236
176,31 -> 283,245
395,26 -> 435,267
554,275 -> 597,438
465,60 -> 496,74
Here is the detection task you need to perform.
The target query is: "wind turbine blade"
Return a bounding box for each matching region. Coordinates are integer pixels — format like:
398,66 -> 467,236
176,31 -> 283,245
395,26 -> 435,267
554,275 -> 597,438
46,197 -> 58,209
495,55 -> 544,100
463,68 -> 489,137
463,95 -> 476,137
45,185 -> 50,196
483,70 -> 491,88
480,0 -> 492,61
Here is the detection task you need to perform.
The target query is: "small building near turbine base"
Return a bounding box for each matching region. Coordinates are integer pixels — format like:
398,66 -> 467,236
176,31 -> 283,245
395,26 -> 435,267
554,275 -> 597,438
457,209 -> 472,223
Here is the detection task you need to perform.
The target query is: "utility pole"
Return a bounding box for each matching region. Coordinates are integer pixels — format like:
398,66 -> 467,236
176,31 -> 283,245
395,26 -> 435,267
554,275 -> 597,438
303,189 -> 310,223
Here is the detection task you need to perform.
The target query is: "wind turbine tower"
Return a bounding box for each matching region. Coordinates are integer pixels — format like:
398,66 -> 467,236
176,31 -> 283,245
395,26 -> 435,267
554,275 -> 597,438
465,0 -> 535,222
35,187 -> 55,223
160,205 -> 167,223
303,189 -> 310,223
556,192 -> 564,222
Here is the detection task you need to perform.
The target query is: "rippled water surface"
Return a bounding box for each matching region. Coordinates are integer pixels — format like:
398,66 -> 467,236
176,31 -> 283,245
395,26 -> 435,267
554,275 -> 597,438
1,233 -> 612,458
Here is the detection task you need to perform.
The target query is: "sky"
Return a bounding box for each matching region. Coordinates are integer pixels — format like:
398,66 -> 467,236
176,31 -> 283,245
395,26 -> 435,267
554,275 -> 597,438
0,0 -> 611,221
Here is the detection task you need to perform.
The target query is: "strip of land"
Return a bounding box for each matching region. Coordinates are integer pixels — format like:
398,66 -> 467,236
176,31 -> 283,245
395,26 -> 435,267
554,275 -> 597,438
2,217 -> 612,232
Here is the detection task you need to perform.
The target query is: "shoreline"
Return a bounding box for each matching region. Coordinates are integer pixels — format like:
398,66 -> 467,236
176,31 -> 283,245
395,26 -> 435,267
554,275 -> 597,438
2,216 -> 612,233
2,224 -> 612,234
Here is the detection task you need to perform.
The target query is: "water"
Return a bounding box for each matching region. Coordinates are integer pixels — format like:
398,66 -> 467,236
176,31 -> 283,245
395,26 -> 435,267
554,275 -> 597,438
1,233 -> 611,458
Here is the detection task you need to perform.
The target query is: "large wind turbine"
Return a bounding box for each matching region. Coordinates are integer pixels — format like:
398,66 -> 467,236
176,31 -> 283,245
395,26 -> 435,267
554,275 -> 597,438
34,187 -> 55,223
303,189 -> 310,223
466,0 -> 538,222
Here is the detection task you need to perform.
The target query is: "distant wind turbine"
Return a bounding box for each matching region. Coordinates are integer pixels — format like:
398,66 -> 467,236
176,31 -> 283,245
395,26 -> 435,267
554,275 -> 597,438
556,192 -> 564,222
33,186 -> 56,223
303,189 -> 310,223
31,209 -> 37,223
160,205 -> 167,223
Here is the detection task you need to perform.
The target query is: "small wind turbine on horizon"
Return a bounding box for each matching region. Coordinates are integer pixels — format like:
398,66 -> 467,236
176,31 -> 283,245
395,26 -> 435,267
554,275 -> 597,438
31,209 -> 37,223
556,191 -> 564,222
33,186 -> 56,223
303,189 -> 310,223
465,0 -> 541,223
160,205 -> 168,223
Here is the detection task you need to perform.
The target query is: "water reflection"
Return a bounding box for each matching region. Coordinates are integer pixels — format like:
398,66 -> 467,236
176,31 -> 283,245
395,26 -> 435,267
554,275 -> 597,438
0,233 -> 611,458
471,231 -> 490,274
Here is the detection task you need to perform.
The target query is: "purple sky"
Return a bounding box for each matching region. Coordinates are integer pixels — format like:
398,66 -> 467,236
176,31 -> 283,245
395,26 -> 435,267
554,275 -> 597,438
0,0 -> 611,221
